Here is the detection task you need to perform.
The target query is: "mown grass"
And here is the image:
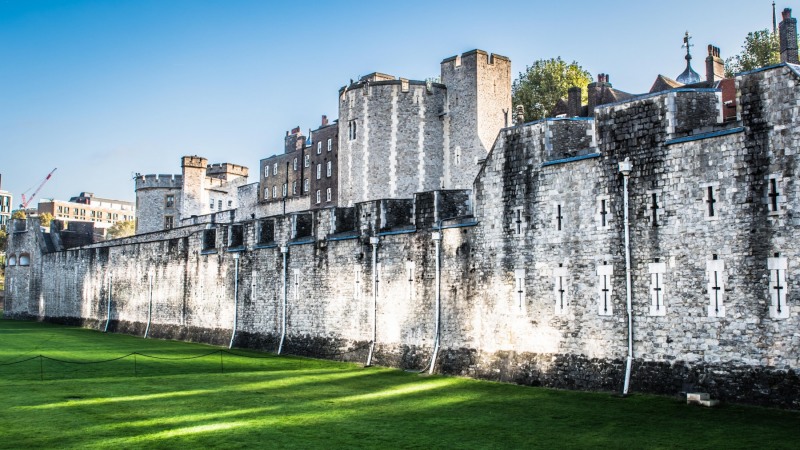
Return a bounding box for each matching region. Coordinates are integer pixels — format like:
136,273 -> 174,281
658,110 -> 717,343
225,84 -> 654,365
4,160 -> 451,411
0,319 -> 797,449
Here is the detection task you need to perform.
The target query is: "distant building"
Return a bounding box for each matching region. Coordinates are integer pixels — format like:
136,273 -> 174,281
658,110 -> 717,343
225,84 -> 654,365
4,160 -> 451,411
134,157 -> 249,234
38,192 -> 135,232
0,175 -> 13,229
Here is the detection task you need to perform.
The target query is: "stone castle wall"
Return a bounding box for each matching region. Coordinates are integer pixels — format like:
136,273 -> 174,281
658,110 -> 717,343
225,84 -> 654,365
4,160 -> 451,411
6,64 -> 800,409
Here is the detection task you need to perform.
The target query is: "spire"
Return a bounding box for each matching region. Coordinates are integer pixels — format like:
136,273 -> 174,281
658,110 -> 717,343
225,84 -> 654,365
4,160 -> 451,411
677,31 -> 701,84
773,1 -> 778,35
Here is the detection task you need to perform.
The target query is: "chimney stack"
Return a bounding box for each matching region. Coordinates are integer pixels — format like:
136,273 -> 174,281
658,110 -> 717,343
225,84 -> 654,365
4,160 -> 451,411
780,8 -> 799,64
567,87 -> 582,117
705,45 -> 725,83
321,115 -> 329,127
587,73 -> 611,116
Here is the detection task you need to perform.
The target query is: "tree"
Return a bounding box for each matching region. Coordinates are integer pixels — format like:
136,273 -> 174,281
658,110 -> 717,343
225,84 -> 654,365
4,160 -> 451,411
11,210 -> 26,220
512,58 -> 592,122
38,212 -> 53,227
725,29 -> 780,76
107,220 -> 135,239
0,228 -> 7,252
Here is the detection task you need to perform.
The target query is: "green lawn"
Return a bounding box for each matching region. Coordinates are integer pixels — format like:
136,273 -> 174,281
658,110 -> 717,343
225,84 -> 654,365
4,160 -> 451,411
0,319 -> 797,449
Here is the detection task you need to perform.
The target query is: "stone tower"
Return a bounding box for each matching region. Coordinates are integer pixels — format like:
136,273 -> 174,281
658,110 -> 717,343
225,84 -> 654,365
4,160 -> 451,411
440,50 -> 511,190
180,156 -> 209,219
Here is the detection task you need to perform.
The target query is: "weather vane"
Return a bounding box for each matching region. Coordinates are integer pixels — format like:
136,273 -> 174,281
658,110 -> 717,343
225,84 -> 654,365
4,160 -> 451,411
682,31 -> 693,61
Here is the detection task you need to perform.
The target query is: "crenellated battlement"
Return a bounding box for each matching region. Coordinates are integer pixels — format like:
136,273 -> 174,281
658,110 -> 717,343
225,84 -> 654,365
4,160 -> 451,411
440,49 -> 510,69
206,163 -> 249,179
135,174 -> 183,190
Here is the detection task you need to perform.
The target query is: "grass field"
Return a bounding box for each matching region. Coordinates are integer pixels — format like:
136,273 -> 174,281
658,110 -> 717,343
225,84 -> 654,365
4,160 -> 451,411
0,319 -> 798,449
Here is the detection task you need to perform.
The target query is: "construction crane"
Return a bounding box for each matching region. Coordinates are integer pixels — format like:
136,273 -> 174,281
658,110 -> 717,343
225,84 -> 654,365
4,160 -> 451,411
20,168 -> 57,209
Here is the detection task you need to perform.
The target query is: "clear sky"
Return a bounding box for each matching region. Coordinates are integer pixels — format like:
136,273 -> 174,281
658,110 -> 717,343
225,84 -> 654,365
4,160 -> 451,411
0,0 -> 784,205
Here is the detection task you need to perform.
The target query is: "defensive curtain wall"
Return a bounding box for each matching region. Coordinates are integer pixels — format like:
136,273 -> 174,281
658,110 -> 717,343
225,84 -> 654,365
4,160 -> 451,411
5,63 -> 800,409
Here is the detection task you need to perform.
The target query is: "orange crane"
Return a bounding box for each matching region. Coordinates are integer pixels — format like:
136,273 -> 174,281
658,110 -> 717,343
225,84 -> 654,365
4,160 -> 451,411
20,168 -> 57,209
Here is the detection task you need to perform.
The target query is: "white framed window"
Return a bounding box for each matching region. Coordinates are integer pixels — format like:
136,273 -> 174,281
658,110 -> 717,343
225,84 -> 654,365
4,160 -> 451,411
304,178 -> 309,192
292,180 -> 297,195
317,141 -> 322,154
273,186 -> 277,198
293,158 -> 298,170
316,190 -> 321,204
282,183 -> 287,197
273,163 -> 278,175
264,166 -> 269,178
316,164 -> 322,180
304,154 -> 310,167
326,161 -> 332,177
327,138 -> 332,151
326,188 -> 332,202
264,187 -> 269,198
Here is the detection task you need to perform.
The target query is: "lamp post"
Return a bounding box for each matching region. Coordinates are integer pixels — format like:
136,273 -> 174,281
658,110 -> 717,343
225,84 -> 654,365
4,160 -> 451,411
618,157 -> 634,396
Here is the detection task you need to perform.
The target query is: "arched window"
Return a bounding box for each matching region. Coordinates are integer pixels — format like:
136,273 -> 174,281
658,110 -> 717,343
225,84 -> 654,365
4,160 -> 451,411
19,253 -> 30,266
7,255 -> 16,266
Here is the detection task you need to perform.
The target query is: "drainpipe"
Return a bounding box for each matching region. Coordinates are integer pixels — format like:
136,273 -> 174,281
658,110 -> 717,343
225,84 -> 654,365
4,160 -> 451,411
229,253 -> 240,349
428,231 -> 442,374
619,157 -> 634,395
144,272 -> 153,338
104,273 -> 113,332
278,246 -> 288,354
366,237 -> 379,366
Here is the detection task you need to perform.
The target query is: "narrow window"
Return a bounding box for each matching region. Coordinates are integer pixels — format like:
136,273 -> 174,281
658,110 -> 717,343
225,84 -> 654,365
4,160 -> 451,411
648,261 -> 667,316
229,224 -> 244,248
210,200 -> 215,210
326,188 -> 332,202
327,138 -> 332,151
326,161 -> 332,177
264,187 -> 269,199
514,269 -> 526,309
282,183 -> 288,197
164,216 -> 174,229
316,190 -> 321,204
304,178 -> 309,192
768,253 -> 789,319
596,262 -> 613,316
293,158 -> 298,171
165,195 -> 175,208
292,180 -> 298,195
707,256 -> 726,317
218,200 -> 222,210
553,265 -> 569,315
556,204 -> 564,231
304,154 -> 310,167
273,163 -> 278,175
317,141 -> 322,154
316,164 -> 322,180
707,186 -> 716,217
264,166 -> 269,178
273,186 -> 277,198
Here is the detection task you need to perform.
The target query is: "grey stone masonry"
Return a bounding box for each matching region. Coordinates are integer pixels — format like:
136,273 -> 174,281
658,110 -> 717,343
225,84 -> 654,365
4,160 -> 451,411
7,61 -> 800,409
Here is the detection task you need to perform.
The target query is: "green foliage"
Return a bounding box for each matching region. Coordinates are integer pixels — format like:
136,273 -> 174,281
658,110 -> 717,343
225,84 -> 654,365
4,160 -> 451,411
725,29 -> 780,76
0,228 -> 6,252
1,319 -> 799,449
512,57 -> 592,122
11,210 -> 26,220
107,220 -> 135,239
38,212 -> 53,227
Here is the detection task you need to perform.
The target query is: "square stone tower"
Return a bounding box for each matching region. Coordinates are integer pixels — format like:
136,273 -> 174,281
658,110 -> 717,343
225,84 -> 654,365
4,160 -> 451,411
440,50 -> 512,190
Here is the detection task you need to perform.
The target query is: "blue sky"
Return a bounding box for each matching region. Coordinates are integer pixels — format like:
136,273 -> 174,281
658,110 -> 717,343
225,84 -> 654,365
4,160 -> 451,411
0,0 -> 783,204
